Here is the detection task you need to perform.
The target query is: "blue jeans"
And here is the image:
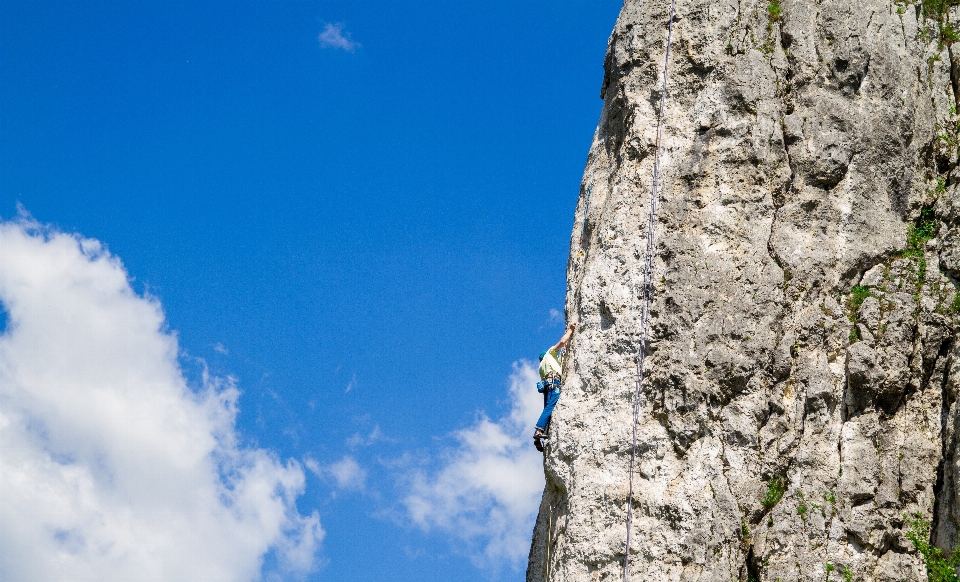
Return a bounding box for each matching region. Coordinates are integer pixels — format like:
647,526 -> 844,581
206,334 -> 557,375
536,387 -> 561,430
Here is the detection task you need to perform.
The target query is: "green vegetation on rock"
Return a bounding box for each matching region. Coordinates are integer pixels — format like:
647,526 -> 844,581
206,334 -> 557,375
762,477 -> 786,511
767,1 -> 782,22
905,512 -> 960,582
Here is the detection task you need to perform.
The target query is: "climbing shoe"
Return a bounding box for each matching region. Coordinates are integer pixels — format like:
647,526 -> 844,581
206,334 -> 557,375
533,428 -> 547,452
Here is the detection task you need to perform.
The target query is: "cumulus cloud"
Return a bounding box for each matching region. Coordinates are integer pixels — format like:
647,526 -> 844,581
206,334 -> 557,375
318,23 -> 360,52
0,217 -> 323,581
307,455 -> 367,492
401,362 -> 545,569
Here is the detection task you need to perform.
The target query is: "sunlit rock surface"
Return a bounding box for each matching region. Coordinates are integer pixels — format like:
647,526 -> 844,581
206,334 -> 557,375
528,1 -> 960,580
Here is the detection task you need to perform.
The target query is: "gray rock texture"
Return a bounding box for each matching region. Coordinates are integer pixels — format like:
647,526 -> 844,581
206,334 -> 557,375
527,1 -> 960,580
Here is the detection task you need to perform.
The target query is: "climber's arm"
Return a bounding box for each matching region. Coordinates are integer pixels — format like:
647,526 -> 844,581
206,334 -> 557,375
551,322 -> 577,352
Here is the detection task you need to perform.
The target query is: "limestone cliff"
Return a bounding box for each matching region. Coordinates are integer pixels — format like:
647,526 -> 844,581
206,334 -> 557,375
528,0 -> 960,580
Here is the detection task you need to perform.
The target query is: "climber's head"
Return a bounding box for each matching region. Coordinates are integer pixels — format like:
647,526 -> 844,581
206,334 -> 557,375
538,350 -> 547,362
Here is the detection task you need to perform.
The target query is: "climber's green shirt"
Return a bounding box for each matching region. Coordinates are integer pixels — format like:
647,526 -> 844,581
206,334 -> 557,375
539,348 -> 562,380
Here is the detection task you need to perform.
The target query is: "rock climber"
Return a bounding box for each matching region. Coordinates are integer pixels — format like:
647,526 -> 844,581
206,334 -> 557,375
534,321 -> 577,452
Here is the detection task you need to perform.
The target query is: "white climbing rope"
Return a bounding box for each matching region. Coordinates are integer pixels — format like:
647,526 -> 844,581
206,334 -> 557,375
622,1 -> 677,580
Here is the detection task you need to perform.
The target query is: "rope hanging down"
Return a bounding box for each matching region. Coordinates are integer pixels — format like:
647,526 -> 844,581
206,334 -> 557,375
622,0 -> 677,580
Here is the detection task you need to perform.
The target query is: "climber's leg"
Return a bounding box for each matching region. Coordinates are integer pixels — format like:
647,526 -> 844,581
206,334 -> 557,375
535,386 -> 562,430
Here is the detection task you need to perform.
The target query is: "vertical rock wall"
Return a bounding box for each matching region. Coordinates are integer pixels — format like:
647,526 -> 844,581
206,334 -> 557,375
528,1 -> 960,580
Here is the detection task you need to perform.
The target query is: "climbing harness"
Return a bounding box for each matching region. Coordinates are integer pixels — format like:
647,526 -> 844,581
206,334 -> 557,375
537,376 -> 562,394
622,0 -> 677,580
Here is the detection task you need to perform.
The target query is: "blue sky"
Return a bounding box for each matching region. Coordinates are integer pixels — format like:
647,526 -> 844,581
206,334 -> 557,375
0,2 -> 621,580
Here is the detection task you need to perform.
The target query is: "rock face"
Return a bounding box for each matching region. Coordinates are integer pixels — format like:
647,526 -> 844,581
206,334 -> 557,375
527,1 -> 960,580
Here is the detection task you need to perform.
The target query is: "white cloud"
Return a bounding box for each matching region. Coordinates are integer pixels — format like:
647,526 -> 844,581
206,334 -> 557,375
401,362 -> 545,570
329,456 -> 366,490
306,455 -> 367,492
548,308 -> 563,325
318,23 -> 360,52
311,455 -> 368,492
346,424 -> 386,448
213,342 -> 229,355
0,217 -> 323,582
